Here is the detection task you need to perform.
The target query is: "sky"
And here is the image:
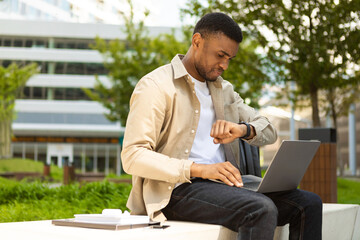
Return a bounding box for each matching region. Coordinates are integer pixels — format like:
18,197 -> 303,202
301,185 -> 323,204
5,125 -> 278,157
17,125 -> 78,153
0,0 -> 196,28
131,0 -> 195,27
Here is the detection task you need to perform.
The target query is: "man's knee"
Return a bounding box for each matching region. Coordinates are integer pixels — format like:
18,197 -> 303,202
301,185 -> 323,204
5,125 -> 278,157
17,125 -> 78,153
247,195 -> 278,224
305,191 -> 323,213
260,196 -> 278,219
236,195 -> 278,238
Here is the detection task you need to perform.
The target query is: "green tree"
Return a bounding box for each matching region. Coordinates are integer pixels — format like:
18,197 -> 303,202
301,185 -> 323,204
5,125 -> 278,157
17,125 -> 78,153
86,1 -> 272,125
0,63 -> 38,159
221,39 -> 273,108
84,0 -> 190,125
182,0 -> 360,127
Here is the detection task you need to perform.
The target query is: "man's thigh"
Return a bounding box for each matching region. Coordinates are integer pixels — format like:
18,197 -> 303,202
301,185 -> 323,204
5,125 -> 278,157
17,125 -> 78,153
265,189 -> 322,226
265,189 -> 323,240
162,178 -> 277,232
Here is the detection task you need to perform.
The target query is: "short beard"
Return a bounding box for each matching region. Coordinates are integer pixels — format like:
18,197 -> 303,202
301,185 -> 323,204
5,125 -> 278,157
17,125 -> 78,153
194,62 -> 218,82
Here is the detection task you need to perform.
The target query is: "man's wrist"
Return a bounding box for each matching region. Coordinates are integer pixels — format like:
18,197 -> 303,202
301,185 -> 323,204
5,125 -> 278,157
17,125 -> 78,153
190,162 -> 202,178
239,121 -> 251,139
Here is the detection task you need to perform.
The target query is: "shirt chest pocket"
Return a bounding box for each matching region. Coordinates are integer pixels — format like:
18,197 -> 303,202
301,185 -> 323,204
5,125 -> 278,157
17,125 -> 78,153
224,102 -> 239,123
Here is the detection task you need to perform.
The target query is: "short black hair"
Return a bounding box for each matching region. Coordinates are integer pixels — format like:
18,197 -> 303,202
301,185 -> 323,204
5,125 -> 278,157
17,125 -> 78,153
193,12 -> 243,43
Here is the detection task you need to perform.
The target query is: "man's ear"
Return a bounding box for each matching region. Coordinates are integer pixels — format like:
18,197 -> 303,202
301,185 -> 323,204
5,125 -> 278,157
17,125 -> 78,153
192,32 -> 202,49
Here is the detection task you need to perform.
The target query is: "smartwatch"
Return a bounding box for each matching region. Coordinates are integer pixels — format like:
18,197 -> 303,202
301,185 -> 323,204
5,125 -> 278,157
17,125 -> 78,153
239,121 -> 251,139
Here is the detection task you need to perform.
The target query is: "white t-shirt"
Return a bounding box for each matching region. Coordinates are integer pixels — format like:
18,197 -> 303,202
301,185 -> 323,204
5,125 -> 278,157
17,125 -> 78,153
189,75 -> 225,165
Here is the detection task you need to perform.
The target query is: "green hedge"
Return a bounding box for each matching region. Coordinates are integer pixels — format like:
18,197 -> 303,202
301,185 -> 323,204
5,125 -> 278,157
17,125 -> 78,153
0,178 -> 131,222
0,158 -> 63,181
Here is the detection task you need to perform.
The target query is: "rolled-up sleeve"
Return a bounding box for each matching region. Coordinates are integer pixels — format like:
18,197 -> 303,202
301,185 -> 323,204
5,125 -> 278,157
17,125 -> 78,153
234,92 -> 277,146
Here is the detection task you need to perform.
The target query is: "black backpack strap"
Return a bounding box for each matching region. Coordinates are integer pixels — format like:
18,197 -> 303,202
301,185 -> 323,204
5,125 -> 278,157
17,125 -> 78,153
239,139 -> 261,177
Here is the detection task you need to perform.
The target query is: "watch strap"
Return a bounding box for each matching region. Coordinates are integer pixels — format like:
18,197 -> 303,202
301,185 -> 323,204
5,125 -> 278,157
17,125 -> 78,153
239,121 -> 251,139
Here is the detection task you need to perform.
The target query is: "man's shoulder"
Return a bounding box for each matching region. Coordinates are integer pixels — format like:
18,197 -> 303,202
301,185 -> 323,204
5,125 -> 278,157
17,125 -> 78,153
217,78 -> 241,104
135,63 -> 180,96
140,54 -> 186,86
141,63 -> 174,85
220,78 -> 236,93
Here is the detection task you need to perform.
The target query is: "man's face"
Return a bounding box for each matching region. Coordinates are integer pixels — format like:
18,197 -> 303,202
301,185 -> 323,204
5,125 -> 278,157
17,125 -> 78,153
193,33 -> 239,82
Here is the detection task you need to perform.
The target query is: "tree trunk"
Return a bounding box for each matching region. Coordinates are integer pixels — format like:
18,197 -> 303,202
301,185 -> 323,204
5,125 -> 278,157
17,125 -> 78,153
328,90 -> 344,176
310,87 -> 321,127
336,129 -> 344,176
0,117 -> 12,159
328,89 -> 337,129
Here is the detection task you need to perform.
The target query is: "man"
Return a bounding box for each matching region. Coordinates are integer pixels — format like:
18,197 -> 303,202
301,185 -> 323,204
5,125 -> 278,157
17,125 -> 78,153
121,12 -> 322,240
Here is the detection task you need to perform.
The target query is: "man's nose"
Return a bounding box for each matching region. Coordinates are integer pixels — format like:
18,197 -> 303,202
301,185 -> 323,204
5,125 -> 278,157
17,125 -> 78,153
219,59 -> 230,71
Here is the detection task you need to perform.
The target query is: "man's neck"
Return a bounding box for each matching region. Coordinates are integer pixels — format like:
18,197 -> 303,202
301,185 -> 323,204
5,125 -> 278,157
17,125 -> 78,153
181,54 -> 205,82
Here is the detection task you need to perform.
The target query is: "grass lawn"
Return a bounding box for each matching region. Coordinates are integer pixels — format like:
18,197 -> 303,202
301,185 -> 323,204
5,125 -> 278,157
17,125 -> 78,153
0,158 -> 63,181
0,159 -> 131,182
0,158 -> 47,172
337,178 -> 360,204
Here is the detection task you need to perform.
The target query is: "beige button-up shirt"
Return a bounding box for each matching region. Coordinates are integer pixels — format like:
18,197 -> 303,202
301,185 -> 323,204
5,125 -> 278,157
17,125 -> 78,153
121,54 -> 277,222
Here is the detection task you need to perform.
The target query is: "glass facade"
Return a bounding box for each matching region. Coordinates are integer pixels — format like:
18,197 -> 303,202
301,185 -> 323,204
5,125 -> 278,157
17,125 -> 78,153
0,11 -> 124,173
0,36 -> 96,49
0,60 -> 107,75
14,112 -> 116,125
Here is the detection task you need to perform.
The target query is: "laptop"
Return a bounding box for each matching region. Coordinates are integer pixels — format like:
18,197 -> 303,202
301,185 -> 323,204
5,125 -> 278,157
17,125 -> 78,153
241,140 -> 320,193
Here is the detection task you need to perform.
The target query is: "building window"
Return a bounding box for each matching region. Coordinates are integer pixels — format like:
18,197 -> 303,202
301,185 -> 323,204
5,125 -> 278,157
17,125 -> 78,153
33,40 -> 47,48
14,39 -> 23,47
1,60 -> 106,75
0,37 -> 94,50
11,0 -> 19,12
2,60 -> 11,67
33,87 -> 47,99
22,86 -> 31,98
20,2 -> 27,15
54,39 -> 93,50
25,40 -> 33,47
4,39 -> 12,46
21,87 -> 91,101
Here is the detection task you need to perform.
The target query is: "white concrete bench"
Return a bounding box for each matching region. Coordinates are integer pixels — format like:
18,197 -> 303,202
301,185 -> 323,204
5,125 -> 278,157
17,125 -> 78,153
217,203 -> 360,240
0,204 -> 359,240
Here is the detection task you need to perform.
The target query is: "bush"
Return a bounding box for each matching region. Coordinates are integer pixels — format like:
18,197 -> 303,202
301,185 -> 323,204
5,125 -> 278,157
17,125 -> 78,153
0,178 -> 131,222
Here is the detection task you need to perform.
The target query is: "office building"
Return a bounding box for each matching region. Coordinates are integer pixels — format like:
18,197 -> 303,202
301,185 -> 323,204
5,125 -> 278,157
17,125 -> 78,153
0,18 -> 177,174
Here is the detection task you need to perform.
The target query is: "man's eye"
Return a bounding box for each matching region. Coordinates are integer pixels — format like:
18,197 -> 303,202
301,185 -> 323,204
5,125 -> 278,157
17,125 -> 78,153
218,54 -> 224,58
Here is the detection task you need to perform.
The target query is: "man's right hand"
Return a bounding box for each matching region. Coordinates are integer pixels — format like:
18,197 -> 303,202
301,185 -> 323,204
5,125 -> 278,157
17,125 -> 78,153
190,162 -> 243,187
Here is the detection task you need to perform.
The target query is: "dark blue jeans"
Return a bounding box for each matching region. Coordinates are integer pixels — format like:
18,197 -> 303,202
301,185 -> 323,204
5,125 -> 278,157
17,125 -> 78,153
162,179 -> 322,240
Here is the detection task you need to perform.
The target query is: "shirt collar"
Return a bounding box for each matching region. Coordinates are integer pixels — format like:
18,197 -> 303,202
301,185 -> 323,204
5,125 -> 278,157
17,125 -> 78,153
171,54 -> 223,88
171,54 -> 188,79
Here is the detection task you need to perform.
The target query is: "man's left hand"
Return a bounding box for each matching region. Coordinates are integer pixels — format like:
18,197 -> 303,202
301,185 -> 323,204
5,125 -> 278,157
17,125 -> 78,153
210,120 -> 246,144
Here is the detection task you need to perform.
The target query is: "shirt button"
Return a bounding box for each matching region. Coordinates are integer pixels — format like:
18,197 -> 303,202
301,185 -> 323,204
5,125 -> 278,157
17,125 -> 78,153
193,90 -> 196,94
191,130 -> 195,134
195,110 -> 199,114
185,149 -> 189,154
168,186 -> 172,190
